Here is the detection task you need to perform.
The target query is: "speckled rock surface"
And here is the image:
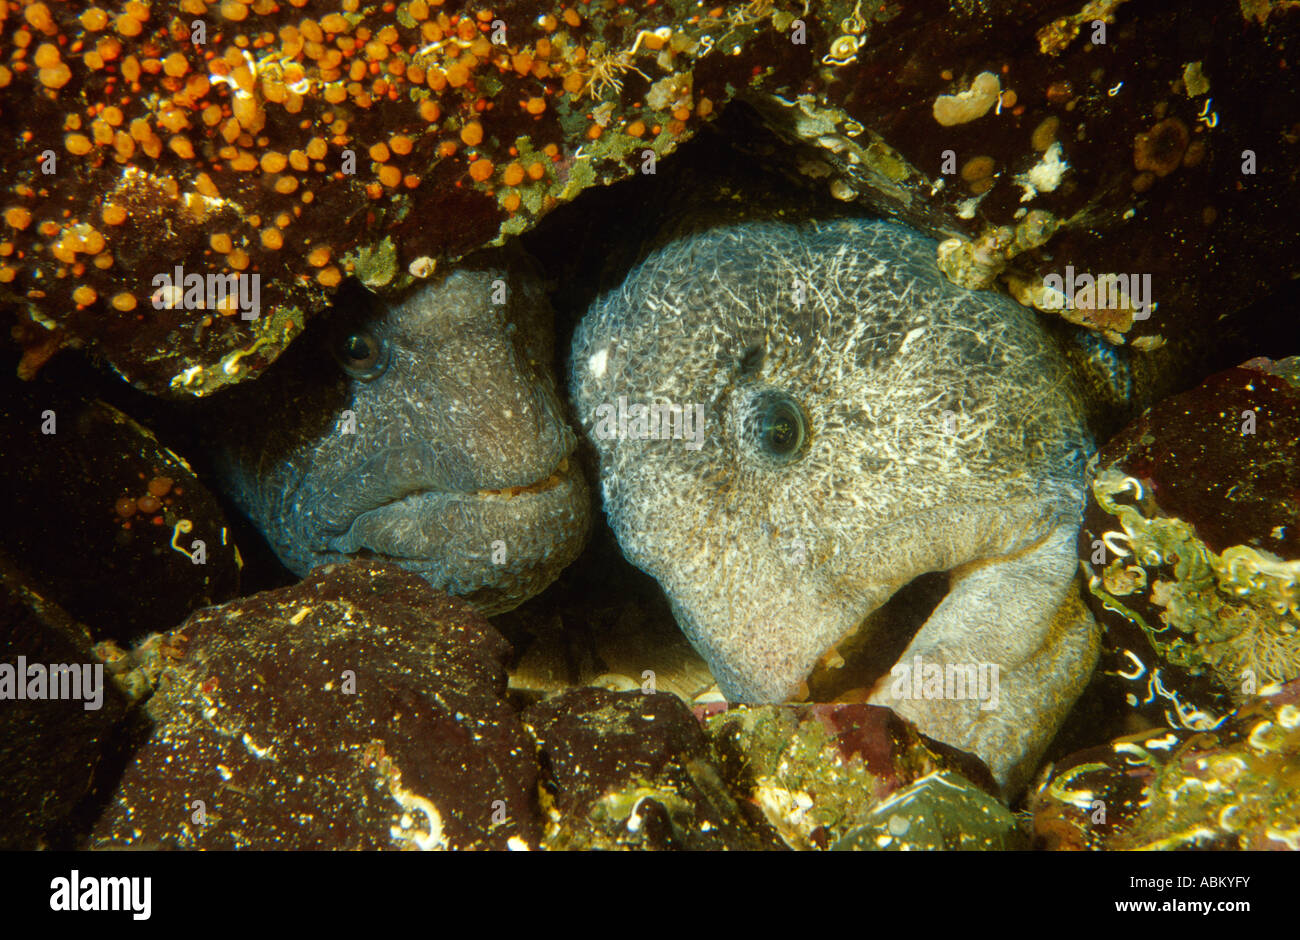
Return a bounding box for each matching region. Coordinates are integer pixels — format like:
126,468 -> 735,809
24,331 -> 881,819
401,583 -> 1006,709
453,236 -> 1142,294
90,559 -> 541,849
0,552 -> 130,849
1079,356 -> 1300,734
522,687 -> 778,850
704,703 -> 1008,850
1029,678 -> 1300,851
0,361 -> 241,642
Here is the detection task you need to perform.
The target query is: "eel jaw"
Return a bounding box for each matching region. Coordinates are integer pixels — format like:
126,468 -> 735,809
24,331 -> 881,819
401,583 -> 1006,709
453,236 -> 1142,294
317,455 -> 589,609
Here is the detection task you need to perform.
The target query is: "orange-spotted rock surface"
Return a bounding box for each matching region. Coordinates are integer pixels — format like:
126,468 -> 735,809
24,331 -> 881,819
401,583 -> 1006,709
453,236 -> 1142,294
0,0 -> 752,395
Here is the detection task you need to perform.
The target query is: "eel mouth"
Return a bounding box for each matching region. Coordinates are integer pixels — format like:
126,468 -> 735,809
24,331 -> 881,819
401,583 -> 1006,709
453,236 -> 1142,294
472,457 -> 572,499
791,571 -> 951,703
322,454 -> 585,562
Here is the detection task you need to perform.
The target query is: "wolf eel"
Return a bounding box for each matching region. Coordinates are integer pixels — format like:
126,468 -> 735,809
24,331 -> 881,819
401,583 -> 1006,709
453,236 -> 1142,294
208,245 -> 590,614
570,217 -> 1102,792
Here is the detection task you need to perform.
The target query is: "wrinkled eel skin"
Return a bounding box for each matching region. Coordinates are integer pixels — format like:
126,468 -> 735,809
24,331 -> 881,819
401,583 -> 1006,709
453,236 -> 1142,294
209,245 -> 590,614
570,217 -> 1101,793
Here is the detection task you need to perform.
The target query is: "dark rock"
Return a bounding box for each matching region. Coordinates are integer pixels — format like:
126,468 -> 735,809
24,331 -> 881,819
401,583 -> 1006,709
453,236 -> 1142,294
1,0 -> 786,396
0,552 -> 130,849
0,374 -> 241,642
91,560 -> 541,849
1029,679 -> 1300,850
1094,355 -> 1300,556
522,687 -> 777,850
740,0 -> 1300,385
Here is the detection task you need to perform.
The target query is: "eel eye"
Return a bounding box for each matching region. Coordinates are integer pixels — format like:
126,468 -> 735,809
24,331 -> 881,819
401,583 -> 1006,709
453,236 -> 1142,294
335,329 -> 389,380
749,390 -> 809,462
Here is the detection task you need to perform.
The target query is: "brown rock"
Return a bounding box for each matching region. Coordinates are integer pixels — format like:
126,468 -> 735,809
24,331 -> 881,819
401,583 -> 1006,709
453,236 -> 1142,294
91,560 -> 541,849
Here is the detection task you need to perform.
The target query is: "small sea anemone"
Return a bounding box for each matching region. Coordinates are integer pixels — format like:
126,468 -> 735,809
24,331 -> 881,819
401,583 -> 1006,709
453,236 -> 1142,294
1133,117 -> 1190,177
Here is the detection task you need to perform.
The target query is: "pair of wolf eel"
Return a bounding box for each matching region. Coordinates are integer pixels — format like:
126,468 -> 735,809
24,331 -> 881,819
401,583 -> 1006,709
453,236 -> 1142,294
209,217 -> 1109,792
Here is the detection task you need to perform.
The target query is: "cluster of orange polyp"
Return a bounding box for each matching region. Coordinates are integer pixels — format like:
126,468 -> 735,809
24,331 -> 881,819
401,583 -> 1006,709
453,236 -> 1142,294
0,0 -> 719,394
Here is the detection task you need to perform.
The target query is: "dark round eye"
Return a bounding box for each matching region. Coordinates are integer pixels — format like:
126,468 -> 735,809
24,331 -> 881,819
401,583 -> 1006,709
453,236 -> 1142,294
749,390 -> 809,462
335,329 -> 389,380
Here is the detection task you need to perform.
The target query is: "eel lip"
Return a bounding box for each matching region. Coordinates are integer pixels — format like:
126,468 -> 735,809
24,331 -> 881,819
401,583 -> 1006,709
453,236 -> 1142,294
322,455 -> 582,558
314,435 -> 577,538
472,456 -> 571,499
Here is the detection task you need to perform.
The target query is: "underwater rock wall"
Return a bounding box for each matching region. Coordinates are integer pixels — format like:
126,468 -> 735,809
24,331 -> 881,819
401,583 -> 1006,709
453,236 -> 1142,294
3,0 -> 1296,397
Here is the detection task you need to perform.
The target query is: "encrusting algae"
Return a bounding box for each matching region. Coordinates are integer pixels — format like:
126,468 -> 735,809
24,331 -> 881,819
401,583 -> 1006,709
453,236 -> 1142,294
1087,467 -> 1300,701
